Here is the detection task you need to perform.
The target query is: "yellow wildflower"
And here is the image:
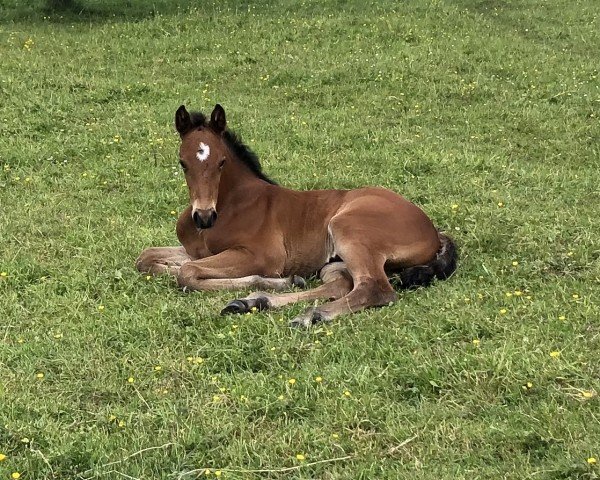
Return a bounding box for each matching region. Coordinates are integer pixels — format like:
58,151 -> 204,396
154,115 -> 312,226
154,366 -> 162,371
296,453 -> 305,461
451,204 -> 459,210
118,420 -> 126,427
550,351 -> 560,358
0,272 -> 7,277
98,305 -> 105,312
582,391 -> 594,399
0,453 -> 6,461
315,376 -> 323,383
472,339 -> 480,346
499,308 -> 507,314
588,457 -> 597,464
214,471 -> 222,477
288,378 -> 296,385
344,390 -> 351,397
512,261 -> 518,266
11,473 -> 21,480
572,294 -> 579,300
514,290 -> 523,296
36,372 -> 44,379
558,315 -> 566,321
127,377 -> 134,383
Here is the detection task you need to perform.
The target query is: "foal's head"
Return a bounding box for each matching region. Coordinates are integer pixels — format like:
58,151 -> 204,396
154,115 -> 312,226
175,104 -> 228,229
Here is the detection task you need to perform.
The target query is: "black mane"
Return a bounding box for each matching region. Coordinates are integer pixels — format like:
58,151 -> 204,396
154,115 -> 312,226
189,111 -> 276,185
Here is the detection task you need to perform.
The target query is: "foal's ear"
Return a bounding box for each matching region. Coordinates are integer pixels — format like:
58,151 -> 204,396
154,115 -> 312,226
175,105 -> 191,135
209,104 -> 227,133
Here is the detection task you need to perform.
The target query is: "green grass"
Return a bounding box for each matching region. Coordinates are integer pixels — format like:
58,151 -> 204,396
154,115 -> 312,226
1,0 -> 599,478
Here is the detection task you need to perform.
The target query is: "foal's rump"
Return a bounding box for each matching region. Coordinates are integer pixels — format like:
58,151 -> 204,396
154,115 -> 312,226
387,231 -> 458,289
326,186 -> 457,289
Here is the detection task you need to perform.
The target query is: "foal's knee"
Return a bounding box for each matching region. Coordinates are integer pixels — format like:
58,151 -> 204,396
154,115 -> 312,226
177,263 -> 198,289
135,248 -> 156,273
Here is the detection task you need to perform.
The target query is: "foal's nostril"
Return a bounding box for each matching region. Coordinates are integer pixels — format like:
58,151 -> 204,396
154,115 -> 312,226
192,208 -> 217,229
192,211 -> 203,229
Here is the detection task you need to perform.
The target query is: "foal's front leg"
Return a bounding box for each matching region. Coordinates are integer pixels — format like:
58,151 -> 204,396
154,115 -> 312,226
136,246 -> 192,276
176,248 -> 304,292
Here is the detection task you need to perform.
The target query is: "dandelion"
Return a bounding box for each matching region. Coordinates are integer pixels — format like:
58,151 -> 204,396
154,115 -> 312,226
36,372 -> 44,379
98,305 -> 105,312
505,292 -> 513,297
514,290 -> 523,296
154,366 -> 162,371
572,294 -> 580,300
0,272 -> 7,277
11,472 -> 21,479
288,378 -> 296,385
550,351 -> 560,358
472,339 -> 480,346
527,382 -> 533,389
588,457 -> 597,465
451,204 -> 459,210
277,394 -> 284,400
146,275 -> 152,280
170,210 -> 177,215
343,390 -> 351,397
499,308 -> 507,314
331,433 -> 339,439
296,453 -> 306,461
582,391 -> 594,399
558,315 -> 566,321
118,420 -> 126,427
512,261 -> 518,266
250,306 -> 258,312
498,202 -> 504,207
0,453 -> 6,461
214,471 -> 222,477
127,377 -> 134,383
315,376 -> 323,383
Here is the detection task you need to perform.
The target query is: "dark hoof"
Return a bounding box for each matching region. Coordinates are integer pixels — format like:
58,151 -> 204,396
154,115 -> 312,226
221,299 -> 250,315
291,275 -> 307,289
289,308 -> 324,329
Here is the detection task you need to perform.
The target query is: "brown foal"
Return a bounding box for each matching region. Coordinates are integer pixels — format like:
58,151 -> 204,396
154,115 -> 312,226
136,104 -> 457,327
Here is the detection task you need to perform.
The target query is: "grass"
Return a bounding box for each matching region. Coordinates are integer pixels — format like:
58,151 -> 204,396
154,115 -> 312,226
0,0 -> 599,478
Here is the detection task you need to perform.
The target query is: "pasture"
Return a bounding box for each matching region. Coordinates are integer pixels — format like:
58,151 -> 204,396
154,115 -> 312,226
0,0 -> 598,478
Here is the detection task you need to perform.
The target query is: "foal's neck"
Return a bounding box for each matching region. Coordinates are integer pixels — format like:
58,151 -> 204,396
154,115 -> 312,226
218,156 -> 269,204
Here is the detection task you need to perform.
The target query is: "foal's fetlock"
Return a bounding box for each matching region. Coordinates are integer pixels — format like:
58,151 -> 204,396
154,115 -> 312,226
289,308 -> 326,329
291,275 -> 307,289
221,296 -> 270,315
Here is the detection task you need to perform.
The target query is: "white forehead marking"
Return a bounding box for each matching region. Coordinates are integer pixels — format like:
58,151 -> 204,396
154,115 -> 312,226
196,142 -> 210,162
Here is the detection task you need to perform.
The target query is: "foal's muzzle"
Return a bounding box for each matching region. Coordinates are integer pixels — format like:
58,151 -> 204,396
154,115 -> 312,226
192,208 -> 217,229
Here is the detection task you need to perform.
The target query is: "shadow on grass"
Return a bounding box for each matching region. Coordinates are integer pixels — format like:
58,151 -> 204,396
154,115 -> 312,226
0,0 -> 243,23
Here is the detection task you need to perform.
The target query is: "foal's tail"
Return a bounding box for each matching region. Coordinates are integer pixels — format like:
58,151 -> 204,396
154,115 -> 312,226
390,231 -> 458,289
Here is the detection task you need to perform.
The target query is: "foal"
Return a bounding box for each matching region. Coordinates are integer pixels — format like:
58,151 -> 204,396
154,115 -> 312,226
136,104 -> 457,327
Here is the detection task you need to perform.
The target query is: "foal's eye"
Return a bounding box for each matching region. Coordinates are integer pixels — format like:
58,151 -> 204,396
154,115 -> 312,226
179,160 -> 187,171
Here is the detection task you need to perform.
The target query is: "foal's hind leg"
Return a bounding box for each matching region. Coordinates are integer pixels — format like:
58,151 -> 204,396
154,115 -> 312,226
289,248 -> 397,327
136,246 -> 192,276
221,262 -> 353,315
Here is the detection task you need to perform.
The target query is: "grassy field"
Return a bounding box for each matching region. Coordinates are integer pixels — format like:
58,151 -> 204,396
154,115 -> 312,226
1,0 -> 599,478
